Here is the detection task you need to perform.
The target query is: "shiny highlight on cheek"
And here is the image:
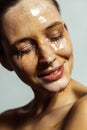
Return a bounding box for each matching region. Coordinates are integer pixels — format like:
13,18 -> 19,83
51,43 -> 58,51
51,38 -> 72,57
51,38 -> 65,51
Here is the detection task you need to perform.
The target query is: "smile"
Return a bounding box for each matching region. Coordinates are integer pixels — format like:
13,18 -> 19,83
38,65 -> 64,82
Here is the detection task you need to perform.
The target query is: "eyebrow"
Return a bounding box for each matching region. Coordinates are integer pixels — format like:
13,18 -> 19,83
45,21 -> 62,30
12,37 -> 30,46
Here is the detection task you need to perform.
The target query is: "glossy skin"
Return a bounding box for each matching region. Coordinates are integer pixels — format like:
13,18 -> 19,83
0,0 -> 87,130
2,0 -> 73,93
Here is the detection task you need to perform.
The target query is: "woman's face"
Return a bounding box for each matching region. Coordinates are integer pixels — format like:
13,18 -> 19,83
2,0 -> 73,92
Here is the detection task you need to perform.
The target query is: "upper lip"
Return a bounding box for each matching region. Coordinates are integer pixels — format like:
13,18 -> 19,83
38,65 -> 63,77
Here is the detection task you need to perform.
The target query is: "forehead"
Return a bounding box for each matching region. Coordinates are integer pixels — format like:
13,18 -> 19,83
2,0 -> 61,42
3,0 -> 60,21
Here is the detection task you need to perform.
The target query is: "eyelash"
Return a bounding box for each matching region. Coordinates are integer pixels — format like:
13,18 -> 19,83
50,34 -> 63,42
18,45 -> 34,56
19,48 -> 31,56
17,33 -> 63,56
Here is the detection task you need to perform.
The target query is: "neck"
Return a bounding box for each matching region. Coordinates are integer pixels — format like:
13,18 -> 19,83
33,91 -> 65,115
32,80 -> 77,114
35,88 -> 53,106
32,87 -> 55,114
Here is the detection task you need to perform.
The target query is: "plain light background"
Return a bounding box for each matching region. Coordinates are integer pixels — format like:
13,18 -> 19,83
0,0 -> 87,113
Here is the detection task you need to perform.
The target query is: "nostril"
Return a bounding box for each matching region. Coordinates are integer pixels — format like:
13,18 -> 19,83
37,58 -> 56,71
37,45 -> 56,70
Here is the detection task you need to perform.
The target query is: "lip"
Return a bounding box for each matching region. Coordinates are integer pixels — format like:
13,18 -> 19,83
38,65 -> 64,82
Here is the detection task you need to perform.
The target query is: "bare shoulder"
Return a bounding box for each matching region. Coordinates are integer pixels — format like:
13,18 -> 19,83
71,79 -> 87,93
0,100 -> 34,129
63,94 -> 87,130
71,94 -> 87,116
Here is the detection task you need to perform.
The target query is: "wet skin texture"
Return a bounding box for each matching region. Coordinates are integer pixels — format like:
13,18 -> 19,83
0,0 -> 87,130
2,0 -> 73,92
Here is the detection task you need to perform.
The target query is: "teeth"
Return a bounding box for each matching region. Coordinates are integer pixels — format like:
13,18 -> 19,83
53,70 -> 58,74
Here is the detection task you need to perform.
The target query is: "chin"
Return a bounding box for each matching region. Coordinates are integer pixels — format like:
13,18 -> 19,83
38,76 -> 70,93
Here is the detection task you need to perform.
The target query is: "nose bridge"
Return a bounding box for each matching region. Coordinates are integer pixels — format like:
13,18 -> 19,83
38,37 -> 55,62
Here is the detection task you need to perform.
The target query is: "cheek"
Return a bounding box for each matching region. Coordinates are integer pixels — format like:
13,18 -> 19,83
12,55 -> 22,69
51,38 -> 73,58
21,53 -> 38,75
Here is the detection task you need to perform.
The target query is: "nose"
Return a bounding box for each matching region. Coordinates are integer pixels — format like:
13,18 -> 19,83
37,41 -> 56,70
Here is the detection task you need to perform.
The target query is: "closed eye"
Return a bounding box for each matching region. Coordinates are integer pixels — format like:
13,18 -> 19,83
15,38 -> 35,56
50,33 -> 63,42
19,45 -> 33,56
45,21 -> 64,43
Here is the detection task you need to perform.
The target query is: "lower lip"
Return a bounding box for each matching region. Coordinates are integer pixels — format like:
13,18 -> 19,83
40,65 -> 64,82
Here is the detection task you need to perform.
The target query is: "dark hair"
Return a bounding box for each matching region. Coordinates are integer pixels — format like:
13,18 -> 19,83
52,0 -> 61,14
0,0 -> 20,55
0,0 -> 60,55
